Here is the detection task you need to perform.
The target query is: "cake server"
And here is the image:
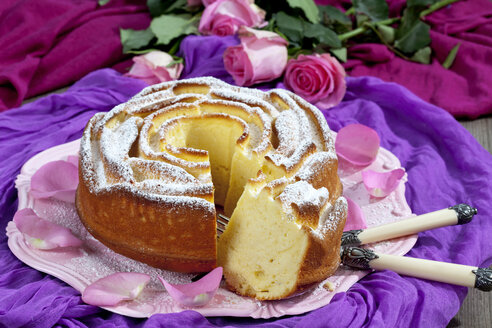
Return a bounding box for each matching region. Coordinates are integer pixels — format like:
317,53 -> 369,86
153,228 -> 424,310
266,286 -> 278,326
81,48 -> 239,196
341,204 -> 477,246
217,203 -> 477,242
340,246 -> 492,292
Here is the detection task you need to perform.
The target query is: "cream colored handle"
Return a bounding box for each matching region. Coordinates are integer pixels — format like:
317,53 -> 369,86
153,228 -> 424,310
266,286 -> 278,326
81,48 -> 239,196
371,254 -> 477,287
359,208 -> 457,244
341,204 -> 477,246
340,247 -> 492,291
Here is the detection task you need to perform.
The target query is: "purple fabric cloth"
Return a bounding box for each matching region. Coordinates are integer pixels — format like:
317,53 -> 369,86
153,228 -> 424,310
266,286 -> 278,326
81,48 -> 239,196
178,35 -> 239,85
0,0 -> 150,112
1,37 -> 492,327
316,0 -> 492,119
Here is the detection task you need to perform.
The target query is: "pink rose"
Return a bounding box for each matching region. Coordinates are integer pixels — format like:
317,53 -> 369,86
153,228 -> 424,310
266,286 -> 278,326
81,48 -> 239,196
284,54 -> 346,108
199,0 -> 266,36
224,26 -> 288,86
126,51 -> 183,85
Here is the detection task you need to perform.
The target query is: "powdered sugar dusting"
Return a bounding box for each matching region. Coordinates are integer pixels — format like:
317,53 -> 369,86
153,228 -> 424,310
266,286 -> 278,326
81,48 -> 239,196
279,181 -> 329,212
11,138 -> 415,319
79,77 -> 338,213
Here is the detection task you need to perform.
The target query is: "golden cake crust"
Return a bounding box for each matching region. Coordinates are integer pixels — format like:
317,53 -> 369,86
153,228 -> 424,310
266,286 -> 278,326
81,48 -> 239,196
76,77 -> 347,289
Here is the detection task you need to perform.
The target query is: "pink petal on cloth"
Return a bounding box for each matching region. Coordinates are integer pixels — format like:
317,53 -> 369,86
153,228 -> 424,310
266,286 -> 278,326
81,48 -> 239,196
343,197 -> 367,231
82,272 -> 151,307
362,168 -> 406,198
335,124 -> 380,167
66,155 -> 79,168
158,267 -> 223,307
30,160 -> 79,202
13,208 -> 82,249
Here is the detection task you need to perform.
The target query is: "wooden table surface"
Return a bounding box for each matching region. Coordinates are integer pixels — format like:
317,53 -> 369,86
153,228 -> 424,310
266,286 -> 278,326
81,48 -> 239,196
448,118 -> 492,328
21,93 -> 492,327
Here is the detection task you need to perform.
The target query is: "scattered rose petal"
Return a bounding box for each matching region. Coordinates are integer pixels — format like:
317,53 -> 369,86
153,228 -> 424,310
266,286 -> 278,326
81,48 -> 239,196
362,168 -> 405,198
82,272 -> 151,307
30,159 -> 79,202
66,155 -> 79,168
159,267 -> 223,307
13,208 -> 82,249
335,124 -> 380,167
343,197 -> 367,231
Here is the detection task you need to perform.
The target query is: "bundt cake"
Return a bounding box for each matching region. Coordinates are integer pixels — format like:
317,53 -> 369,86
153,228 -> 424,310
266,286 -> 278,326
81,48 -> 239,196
76,77 -> 347,300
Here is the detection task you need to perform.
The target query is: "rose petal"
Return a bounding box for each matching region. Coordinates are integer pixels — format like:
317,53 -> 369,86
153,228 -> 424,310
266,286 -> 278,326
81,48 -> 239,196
158,267 -> 223,307
13,208 -> 82,249
223,44 -> 253,86
199,0 -> 266,36
235,27 -> 287,86
343,197 -> 367,231
362,168 -> 406,198
238,26 -> 287,45
284,53 -> 346,108
66,155 -> 79,168
127,58 -> 155,79
335,124 -> 380,167
82,272 -> 151,307
30,159 -> 79,202
126,51 -> 182,84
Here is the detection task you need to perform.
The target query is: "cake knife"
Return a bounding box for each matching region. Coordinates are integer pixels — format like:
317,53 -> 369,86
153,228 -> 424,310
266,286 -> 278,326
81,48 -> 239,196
340,246 -> 492,292
341,204 -> 477,246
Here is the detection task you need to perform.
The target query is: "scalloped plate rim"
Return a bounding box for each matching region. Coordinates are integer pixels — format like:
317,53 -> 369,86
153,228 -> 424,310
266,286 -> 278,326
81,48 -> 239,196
7,139 -> 417,319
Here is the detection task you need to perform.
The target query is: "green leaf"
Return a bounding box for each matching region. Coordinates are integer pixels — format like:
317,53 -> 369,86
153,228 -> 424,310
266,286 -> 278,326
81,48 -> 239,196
287,46 -> 302,57
330,47 -> 347,62
395,6 -> 421,39
126,48 -> 159,55
394,20 -> 430,53
288,47 -> 312,58
163,0 -> 189,14
275,12 -> 304,43
303,22 -> 341,48
356,14 -> 370,27
150,14 -> 198,46
442,43 -> 460,69
407,0 -> 439,7
318,5 -> 351,25
285,0 -> 320,24
166,56 -> 184,67
353,0 -> 389,22
98,0 -> 110,5
410,46 -> 431,64
376,24 -> 395,44
147,0 -> 167,17
147,0 -> 188,17
276,12 -> 341,48
318,5 -> 351,33
120,28 -> 155,54
167,37 -> 184,55
394,6 -> 431,54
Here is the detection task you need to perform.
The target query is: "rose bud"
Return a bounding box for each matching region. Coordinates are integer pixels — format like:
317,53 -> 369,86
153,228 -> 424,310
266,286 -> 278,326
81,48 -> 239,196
125,51 -> 183,85
199,0 -> 266,36
284,53 -> 346,109
224,26 -> 288,86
